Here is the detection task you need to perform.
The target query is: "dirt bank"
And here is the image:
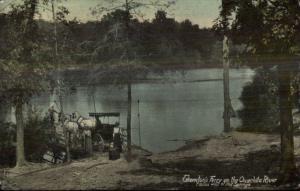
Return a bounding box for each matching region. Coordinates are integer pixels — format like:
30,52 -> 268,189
2,132 -> 300,190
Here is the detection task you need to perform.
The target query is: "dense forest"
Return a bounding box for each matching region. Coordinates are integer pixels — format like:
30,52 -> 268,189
0,9 -> 221,68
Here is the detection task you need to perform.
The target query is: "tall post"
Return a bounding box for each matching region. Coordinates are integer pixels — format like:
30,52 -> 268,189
138,100 -> 141,147
93,92 -> 97,113
124,0 -> 132,160
127,82 -> 132,159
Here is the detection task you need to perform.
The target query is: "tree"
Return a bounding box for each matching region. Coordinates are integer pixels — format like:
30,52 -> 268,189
238,68 -> 279,132
90,0 -> 175,161
0,0 -> 52,167
152,10 -> 180,58
215,0 -> 300,184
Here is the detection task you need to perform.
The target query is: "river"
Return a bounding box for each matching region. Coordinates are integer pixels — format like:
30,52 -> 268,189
22,68 -> 255,153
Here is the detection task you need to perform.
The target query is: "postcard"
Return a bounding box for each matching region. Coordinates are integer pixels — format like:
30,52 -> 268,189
0,0 -> 299,190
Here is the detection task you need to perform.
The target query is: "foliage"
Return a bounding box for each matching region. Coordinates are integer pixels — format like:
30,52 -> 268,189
0,0 -> 72,100
214,0 -> 300,64
88,0 -> 178,160
88,8 -> 150,86
88,9 -> 217,67
214,0 -> 300,133
0,122 -> 15,167
0,0 -> 66,167
238,67 -> 300,133
216,0 -> 300,182
24,111 -> 53,162
0,0 -> 52,106
1,8 -> 219,69
238,68 -> 279,132
0,112 -> 53,166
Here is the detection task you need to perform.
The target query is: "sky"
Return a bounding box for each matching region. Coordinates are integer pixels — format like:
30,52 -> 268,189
0,0 -> 221,28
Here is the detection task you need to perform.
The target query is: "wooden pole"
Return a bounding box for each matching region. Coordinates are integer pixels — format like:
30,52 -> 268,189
93,92 -> 97,113
138,100 -> 141,147
127,82 -> 132,160
125,0 -> 132,161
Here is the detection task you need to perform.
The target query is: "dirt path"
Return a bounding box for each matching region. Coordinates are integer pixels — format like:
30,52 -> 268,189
3,132 -> 300,190
3,152 -> 177,190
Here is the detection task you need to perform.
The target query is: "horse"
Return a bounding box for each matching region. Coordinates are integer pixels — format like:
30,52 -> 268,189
70,111 -> 97,130
48,103 -> 81,139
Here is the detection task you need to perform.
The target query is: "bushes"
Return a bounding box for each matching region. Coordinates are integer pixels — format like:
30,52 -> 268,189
0,112 -> 53,167
238,67 -> 300,132
24,113 -> 52,163
238,68 -> 280,132
0,122 -> 15,167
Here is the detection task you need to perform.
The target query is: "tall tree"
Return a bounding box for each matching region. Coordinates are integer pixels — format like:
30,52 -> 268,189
0,0 -> 52,167
221,0 -> 231,133
215,0 -> 300,183
91,0 -> 175,160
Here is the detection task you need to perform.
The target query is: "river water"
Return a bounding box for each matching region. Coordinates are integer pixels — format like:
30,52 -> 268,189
26,68 -> 255,153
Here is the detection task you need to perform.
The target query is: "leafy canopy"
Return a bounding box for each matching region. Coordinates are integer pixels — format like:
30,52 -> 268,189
0,0 -> 53,105
214,0 -> 300,66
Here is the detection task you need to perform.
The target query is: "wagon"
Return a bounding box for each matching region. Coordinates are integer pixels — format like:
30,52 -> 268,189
89,112 -> 125,152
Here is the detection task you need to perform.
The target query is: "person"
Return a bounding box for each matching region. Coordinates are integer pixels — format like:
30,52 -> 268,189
113,133 -> 122,153
96,117 -> 102,128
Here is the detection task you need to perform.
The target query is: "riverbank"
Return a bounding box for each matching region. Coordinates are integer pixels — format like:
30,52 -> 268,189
55,63 -> 248,87
2,131 -> 300,190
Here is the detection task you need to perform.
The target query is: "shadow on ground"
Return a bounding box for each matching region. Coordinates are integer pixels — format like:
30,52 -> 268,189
118,149 -> 284,190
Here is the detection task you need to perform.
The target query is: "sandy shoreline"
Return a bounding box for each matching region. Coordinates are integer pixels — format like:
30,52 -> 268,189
2,131 -> 300,190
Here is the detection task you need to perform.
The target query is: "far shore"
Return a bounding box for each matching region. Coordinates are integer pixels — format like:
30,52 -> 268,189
52,63 -> 250,87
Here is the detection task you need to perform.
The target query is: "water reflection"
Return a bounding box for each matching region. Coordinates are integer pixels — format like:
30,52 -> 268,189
30,68 -> 254,153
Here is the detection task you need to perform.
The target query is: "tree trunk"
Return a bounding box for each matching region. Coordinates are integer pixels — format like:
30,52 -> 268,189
0,103 -> 9,122
65,131 -> 71,163
278,64 -> 297,183
15,102 -> 26,167
223,35 -> 231,133
85,134 -> 93,155
127,82 -> 132,161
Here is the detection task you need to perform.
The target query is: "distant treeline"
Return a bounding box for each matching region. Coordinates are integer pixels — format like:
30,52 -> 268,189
0,9 -> 223,68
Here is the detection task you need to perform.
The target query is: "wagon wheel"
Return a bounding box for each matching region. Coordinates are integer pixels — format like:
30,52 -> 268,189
93,133 -> 105,152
